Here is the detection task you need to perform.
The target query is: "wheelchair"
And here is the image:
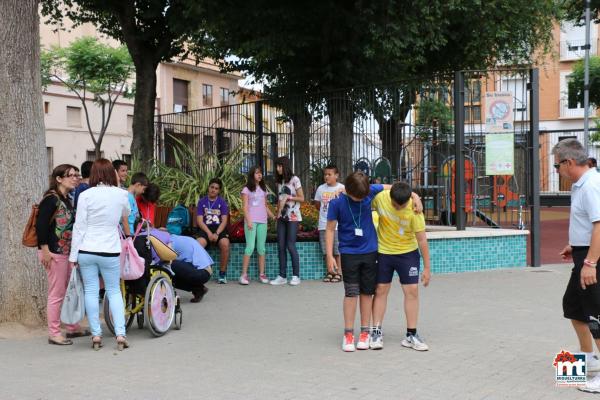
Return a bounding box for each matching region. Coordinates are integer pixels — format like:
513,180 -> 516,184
104,226 -> 183,337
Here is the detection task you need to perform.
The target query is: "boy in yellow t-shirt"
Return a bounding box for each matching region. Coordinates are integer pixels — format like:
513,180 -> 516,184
370,182 -> 431,351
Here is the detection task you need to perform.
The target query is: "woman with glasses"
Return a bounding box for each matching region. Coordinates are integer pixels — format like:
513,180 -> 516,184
36,164 -> 90,346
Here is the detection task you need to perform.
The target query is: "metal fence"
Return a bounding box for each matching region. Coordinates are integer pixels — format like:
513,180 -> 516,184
155,69 -> 539,249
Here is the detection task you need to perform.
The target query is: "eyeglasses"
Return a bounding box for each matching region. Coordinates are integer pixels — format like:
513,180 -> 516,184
553,159 -> 568,170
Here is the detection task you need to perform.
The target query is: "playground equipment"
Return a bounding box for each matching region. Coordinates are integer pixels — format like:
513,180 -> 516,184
352,156 -> 393,183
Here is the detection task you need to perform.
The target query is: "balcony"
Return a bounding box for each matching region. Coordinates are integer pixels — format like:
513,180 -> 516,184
559,98 -> 596,119
560,39 -> 598,61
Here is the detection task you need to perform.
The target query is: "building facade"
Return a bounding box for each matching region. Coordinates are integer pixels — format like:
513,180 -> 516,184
40,19 -> 242,173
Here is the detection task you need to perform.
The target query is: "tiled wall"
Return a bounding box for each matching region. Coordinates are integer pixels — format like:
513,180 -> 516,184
427,235 -> 527,274
207,234 -> 527,281
207,241 -> 326,281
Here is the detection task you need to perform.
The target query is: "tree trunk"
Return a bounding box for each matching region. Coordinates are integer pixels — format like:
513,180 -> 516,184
95,143 -> 102,160
0,0 -> 48,324
131,61 -> 158,166
290,106 -> 312,195
375,93 -> 414,180
327,97 -> 354,179
377,116 -> 400,177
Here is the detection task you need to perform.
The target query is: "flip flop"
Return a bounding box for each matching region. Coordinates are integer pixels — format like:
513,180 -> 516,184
323,273 -> 334,283
330,274 -> 342,283
48,337 -> 73,346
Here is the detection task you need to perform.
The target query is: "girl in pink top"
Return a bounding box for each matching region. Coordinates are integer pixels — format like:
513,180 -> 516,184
239,166 -> 275,285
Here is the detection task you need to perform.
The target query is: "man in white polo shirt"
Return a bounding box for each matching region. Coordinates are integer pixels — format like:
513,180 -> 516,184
553,139 -> 600,392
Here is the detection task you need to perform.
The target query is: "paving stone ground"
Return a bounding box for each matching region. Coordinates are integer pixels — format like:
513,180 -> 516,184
0,264 -> 597,400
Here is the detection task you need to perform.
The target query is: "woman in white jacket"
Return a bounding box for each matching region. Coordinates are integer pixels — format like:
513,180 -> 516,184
69,159 -> 131,350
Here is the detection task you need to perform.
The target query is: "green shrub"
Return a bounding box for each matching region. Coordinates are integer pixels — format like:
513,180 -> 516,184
133,137 -> 246,209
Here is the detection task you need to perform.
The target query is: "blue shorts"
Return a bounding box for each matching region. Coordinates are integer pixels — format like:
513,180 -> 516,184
377,251 -> 421,285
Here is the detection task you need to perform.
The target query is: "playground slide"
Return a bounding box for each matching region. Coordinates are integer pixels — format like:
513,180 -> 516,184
475,209 -> 500,228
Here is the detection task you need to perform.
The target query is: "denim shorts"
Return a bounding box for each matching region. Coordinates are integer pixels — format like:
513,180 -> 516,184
319,230 -> 340,256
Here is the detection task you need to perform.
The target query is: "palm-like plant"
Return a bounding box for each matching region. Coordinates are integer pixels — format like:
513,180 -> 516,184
142,137 -> 246,209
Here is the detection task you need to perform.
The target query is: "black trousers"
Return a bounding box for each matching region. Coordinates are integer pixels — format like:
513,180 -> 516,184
171,260 -> 210,293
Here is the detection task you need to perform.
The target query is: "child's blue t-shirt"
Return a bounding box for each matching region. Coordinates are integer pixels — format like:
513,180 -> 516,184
326,184 -> 383,254
127,192 -> 139,229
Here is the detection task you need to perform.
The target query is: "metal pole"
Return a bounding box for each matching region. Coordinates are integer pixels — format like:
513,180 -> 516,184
529,68 -> 541,267
584,0 -> 591,154
453,71 -> 466,230
255,101 -> 264,170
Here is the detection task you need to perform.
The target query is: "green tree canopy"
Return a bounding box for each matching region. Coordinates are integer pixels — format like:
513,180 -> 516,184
560,0 -> 600,23
42,36 -> 134,158
201,0 -> 558,176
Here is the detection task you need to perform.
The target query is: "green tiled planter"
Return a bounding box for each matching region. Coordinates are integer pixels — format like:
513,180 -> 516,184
207,229 -> 528,281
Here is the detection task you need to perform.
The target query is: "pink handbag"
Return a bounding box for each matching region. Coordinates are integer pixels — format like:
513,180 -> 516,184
119,224 -> 145,280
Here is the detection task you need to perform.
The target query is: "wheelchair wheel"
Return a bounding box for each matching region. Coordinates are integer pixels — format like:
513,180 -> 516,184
174,296 -> 182,330
104,292 -> 135,335
143,274 -> 175,337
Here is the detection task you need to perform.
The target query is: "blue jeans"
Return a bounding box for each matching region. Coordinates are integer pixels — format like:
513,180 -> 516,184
277,219 -> 299,278
78,253 -> 126,337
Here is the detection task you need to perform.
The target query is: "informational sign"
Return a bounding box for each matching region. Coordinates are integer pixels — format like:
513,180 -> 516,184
485,92 -> 513,133
485,133 -> 514,175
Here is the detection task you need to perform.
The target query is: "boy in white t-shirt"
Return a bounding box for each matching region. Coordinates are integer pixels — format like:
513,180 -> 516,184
314,165 -> 344,282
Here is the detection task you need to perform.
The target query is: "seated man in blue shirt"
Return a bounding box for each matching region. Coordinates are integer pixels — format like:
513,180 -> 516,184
150,229 -> 214,303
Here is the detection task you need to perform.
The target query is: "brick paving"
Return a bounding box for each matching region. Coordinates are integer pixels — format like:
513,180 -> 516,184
0,264 -> 596,399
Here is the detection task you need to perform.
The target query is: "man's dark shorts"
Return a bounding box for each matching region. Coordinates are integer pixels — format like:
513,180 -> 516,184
377,250 -> 420,285
340,252 -> 378,296
197,225 -> 229,248
563,246 -> 600,322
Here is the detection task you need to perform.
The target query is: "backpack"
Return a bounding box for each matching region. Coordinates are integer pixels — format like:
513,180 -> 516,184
166,204 -> 190,235
22,192 -> 58,247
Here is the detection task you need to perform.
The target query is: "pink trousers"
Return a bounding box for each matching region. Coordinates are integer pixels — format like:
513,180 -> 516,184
38,251 -> 81,337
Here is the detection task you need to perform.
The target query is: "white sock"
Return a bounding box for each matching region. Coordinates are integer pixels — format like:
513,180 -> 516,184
586,351 -> 596,361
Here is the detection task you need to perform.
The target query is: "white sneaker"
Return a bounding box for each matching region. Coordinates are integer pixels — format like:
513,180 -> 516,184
270,276 -> 287,285
588,354 -> 600,373
356,331 -> 370,350
238,274 -> 249,285
401,334 -> 429,351
259,274 -> 269,284
370,329 -> 383,350
580,373 -> 600,393
342,333 -> 355,352
289,276 -> 301,286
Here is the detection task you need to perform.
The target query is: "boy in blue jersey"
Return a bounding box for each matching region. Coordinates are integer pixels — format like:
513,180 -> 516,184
123,172 -> 148,235
326,171 -> 386,352
327,172 -> 422,352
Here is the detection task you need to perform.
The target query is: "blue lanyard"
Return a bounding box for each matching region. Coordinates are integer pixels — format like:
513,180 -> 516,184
346,195 -> 362,229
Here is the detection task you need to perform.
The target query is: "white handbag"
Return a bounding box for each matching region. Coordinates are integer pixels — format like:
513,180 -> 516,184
60,267 -> 85,325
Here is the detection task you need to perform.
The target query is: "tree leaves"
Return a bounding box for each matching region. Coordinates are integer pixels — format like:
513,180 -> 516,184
569,56 -> 600,106
44,36 -> 134,102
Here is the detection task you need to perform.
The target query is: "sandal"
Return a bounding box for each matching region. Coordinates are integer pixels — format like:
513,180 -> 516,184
92,336 -> 103,351
323,273 -> 334,283
66,329 -> 92,339
330,274 -> 342,283
116,336 -> 129,351
48,336 -> 73,346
